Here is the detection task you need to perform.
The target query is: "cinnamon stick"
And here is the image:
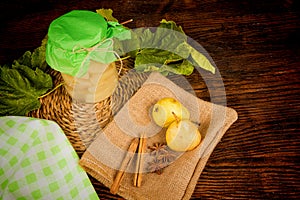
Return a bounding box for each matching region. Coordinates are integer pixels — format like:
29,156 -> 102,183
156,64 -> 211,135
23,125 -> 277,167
133,136 -> 147,187
110,137 -> 139,194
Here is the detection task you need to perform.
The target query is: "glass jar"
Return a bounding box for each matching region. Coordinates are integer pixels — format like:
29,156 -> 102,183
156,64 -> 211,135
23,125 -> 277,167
61,60 -> 118,103
45,10 -> 130,103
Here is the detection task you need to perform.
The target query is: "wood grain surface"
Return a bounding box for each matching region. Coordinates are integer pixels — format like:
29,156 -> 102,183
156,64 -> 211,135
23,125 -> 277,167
1,0 -> 299,199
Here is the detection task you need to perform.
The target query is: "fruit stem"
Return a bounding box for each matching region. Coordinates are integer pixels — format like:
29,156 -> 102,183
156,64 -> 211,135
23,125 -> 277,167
172,112 -> 180,123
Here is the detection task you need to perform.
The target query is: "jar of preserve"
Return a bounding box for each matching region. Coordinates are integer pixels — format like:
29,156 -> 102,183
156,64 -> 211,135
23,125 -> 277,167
45,10 -> 130,103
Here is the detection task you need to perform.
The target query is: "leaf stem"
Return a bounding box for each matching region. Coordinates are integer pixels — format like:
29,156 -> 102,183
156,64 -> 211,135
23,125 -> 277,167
121,19 -> 133,25
38,82 -> 64,99
119,55 -> 131,61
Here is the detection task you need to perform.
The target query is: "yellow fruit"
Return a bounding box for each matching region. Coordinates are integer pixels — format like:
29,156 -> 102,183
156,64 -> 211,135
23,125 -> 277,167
166,119 -> 201,152
152,97 -> 190,127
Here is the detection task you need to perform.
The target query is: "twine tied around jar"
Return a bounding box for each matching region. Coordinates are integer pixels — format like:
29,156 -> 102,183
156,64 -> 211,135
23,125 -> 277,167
39,38 -> 125,100
72,38 -> 124,76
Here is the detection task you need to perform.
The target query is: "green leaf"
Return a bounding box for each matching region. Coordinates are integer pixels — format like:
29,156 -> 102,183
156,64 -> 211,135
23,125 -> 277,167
131,20 -> 190,75
159,19 -> 185,33
12,36 -> 48,72
0,65 -> 52,116
161,60 -> 194,75
121,19 -> 215,75
134,48 -> 194,75
31,36 -> 48,71
136,49 -> 182,64
189,46 -> 215,74
14,51 -> 32,67
0,36 -> 52,117
96,8 -> 118,22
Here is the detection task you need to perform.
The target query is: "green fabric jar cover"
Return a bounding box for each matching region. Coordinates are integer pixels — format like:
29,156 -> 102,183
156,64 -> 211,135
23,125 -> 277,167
46,10 -> 130,77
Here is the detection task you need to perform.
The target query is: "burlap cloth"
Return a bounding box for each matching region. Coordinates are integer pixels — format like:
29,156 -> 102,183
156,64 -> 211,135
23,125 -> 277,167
79,72 -> 238,200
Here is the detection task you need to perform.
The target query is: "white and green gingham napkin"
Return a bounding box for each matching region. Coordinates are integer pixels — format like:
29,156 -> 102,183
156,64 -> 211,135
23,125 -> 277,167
0,116 -> 99,200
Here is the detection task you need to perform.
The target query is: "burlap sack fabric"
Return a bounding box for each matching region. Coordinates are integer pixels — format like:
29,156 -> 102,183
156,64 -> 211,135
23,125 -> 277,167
79,72 -> 238,200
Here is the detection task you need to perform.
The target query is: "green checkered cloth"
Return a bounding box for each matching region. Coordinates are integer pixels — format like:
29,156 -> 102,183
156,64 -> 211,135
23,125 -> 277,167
0,116 -> 99,200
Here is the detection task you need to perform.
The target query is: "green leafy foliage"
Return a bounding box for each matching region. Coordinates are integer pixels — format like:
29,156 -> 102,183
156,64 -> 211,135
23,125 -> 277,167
14,36 -> 48,71
116,19 -> 215,75
0,37 -> 53,116
96,9 -> 215,75
134,48 -> 194,76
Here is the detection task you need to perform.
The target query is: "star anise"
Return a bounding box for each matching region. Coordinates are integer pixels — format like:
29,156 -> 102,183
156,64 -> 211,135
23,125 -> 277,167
148,142 -> 168,156
147,157 -> 166,175
147,142 -> 180,174
157,147 -> 177,163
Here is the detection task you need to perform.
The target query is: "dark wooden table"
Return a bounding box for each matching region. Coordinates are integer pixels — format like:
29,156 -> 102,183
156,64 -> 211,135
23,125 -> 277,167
1,0 -> 299,199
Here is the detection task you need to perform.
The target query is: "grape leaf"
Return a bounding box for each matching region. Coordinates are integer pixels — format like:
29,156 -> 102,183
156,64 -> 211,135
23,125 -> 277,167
0,37 -> 53,116
13,36 -> 48,71
31,36 -> 48,71
118,19 -> 215,75
134,48 -> 194,75
0,65 -> 52,116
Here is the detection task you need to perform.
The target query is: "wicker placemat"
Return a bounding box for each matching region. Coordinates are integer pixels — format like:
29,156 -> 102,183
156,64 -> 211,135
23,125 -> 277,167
27,59 -> 149,156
